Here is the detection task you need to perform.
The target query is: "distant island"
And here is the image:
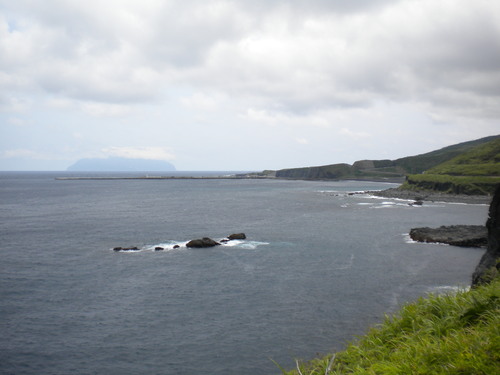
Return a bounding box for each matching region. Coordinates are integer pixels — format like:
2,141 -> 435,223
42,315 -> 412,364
67,157 -> 176,172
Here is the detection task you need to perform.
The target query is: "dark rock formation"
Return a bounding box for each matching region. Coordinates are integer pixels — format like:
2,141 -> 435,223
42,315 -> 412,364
472,185 -> 500,286
173,245 -> 180,249
228,233 -> 246,240
409,225 -> 487,247
114,246 -> 140,252
373,188 -> 491,204
186,237 -> 220,248
155,247 -> 164,251
409,199 -> 424,206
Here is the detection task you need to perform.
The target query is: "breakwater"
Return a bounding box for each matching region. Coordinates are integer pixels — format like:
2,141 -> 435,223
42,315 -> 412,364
55,175 -> 270,181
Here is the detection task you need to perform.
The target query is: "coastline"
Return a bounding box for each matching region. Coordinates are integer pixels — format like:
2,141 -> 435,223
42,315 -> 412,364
371,187 -> 492,205
55,174 -> 493,205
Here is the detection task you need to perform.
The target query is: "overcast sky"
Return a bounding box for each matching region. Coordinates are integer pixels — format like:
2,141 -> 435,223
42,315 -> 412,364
1,0 -> 499,171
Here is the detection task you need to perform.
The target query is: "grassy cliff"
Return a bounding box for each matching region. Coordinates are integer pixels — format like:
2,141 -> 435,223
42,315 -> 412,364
392,135 -> 500,174
402,138 -> 500,195
274,135 -> 500,183
278,275 -> 500,375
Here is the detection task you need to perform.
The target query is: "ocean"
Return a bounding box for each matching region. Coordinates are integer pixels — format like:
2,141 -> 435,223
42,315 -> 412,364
0,172 -> 488,375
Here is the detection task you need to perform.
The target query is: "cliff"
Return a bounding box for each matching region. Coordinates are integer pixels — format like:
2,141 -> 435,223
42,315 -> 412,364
274,135 -> 500,184
472,184 -> 500,286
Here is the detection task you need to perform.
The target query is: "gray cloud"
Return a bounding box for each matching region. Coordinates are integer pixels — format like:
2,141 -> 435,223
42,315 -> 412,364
1,0 -> 499,121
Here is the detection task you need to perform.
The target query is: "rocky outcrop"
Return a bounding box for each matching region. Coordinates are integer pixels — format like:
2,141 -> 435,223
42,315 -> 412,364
113,246 -> 140,252
409,225 -> 487,247
114,233 -> 248,252
373,188 -> 491,204
186,237 -> 220,248
472,185 -> 500,286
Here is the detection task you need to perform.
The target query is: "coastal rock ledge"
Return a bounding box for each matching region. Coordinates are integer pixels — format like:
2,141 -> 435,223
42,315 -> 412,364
409,225 -> 487,247
472,185 -> 500,286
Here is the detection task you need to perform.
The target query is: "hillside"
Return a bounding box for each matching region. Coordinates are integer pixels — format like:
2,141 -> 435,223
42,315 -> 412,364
393,135 -> 500,174
426,137 -> 500,176
402,138 -> 500,195
275,135 -> 500,181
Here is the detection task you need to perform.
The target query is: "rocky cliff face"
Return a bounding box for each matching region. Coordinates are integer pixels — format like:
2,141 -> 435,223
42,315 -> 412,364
472,184 -> 500,286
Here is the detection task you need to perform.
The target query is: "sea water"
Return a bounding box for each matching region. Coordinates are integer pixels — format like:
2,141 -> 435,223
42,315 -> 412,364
0,172 -> 488,375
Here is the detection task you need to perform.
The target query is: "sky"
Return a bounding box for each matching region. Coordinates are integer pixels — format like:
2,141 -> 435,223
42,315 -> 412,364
1,0 -> 499,171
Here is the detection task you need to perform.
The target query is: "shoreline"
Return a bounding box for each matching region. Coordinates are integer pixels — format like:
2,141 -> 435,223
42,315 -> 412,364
55,175 -> 493,204
371,187 -> 492,205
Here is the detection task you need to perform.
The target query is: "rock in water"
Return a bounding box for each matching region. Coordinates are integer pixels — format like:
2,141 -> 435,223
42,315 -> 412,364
472,185 -> 500,286
409,225 -> 487,247
228,233 -> 246,240
186,237 -> 220,248
113,246 -> 140,252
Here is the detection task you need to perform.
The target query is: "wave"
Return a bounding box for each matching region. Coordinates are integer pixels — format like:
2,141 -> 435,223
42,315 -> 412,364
402,233 -> 454,246
112,239 -> 269,253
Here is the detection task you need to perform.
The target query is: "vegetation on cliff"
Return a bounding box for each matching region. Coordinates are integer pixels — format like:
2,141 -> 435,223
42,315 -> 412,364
392,135 -> 500,174
274,135 -> 499,185
401,138 -> 500,195
402,174 -> 500,195
278,276 -> 500,375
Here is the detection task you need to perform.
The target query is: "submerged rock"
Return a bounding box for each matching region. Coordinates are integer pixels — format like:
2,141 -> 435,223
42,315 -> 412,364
409,200 -> 424,206
186,237 -> 220,248
409,225 -> 487,247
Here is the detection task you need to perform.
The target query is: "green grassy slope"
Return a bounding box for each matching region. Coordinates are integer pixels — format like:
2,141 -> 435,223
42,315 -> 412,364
393,135 -> 500,174
279,276 -> 500,375
274,135 -> 500,181
402,138 -> 500,195
426,138 -> 500,176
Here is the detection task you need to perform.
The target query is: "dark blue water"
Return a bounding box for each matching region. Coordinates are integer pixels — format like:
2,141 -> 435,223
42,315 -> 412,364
0,172 -> 488,375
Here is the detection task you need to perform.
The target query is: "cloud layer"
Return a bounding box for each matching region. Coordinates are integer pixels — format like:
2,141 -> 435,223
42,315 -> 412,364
1,0 -> 499,170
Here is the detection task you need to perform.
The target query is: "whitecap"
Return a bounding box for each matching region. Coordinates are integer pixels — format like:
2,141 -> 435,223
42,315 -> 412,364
222,240 -> 269,249
143,241 -> 188,252
114,238 -> 269,253
403,233 -> 417,244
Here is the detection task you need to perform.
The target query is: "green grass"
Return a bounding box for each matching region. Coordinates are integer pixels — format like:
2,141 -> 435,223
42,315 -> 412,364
279,276 -> 500,375
427,138 -> 500,176
393,135 -> 500,174
273,135 -> 500,180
